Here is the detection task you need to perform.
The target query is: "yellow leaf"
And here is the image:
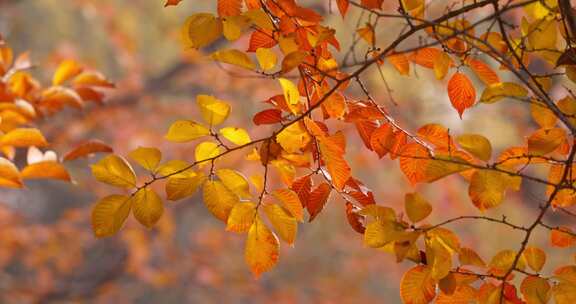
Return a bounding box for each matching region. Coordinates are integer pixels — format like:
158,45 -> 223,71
278,78 -> 299,105
245,216 -> 280,278
489,249 -> 525,276
427,236 -> 452,280
165,171 -> 207,201
523,246 -> 546,272
157,160 -> 191,177
256,48 -> 277,71
197,95 -> 231,126
405,192 -> 432,223
0,157 -> 22,188
275,122 -> 311,154
53,59 -> 82,85
181,13 -> 222,49
203,180 -> 239,222
226,202 -> 256,233
480,82 -> 528,103
0,128 -> 47,147
210,49 -> 256,70
433,52 -> 452,80
216,168 -> 251,199
528,128 -> 566,155
195,141 -> 221,164
400,265 -> 436,304
21,161 -> 71,181
272,188 -> 303,221
219,127 -> 251,145
469,170 -> 519,211
165,120 -> 210,142
357,23 -> 375,45
128,147 -> 162,171
132,188 -> 164,228
458,247 -> 486,267
91,155 -> 136,188
263,203 -> 297,245
364,219 -> 403,248
250,174 -> 264,193
456,133 -> 492,161
91,194 -> 132,238
222,15 -> 249,41
531,102 -> 557,129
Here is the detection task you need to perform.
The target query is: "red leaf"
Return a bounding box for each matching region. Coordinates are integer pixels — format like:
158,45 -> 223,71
307,183 -> 331,222
355,120 -> 378,149
253,109 -> 283,125
164,0 -> 182,7
247,30 -> 277,52
370,123 -> 393,158
336,0 -> 350,17
447,72 -> 476,118
345,202 -> 365,233
63,140 -> 113,161
290,175 -> 312,208
218,0 -> 242,17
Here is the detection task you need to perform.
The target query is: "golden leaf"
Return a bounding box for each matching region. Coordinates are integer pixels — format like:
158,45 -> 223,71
91,155 -> 136,188
91,194 -> 132,238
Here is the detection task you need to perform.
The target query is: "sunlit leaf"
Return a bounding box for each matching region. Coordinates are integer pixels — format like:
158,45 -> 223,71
63,140 -> 113,161
128,147 -> 162,172
272,188 -> 303,221
447,72 -> 476,118
400,265 -> 436,304
197,95 -> 231,126
195,141 -> 221,164
255,47 -> 277,71
216,168 -> 251,199
245,216 -> 279,278
0,128 -> 47,147
91,155 -> 136,188
91,194 -> 132,238
226,202 -> 256,233
53,59 -> 82,85
203,180 -> 239,222
132,187 -> 164,228
165,171 -> 207,201
220,127 -> 251,145
0,157 -> 22,188
405,192 -> 432,223
211,49 -> 256,70
181,13 -> 222,49
165,120 -> 210,142
278,78 -> 299,105
456,134 -> 492,161
480,82 -> 528,104
528,128 -> 566,155
21,161 -> 71,181
263,203 -> 297,244
523,246 -> 546,272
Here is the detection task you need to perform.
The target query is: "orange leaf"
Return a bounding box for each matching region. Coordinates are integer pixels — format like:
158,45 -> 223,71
468,58 -> 500,85
21,161 -> 71,181
447,72 -> 476,118
63,140 -> 113,161
218,0 -> 242,17
0,128 -> 47,147
409,47 -> 442,68
253,108 -> 283,125
318,133 -> 350,190
290,175 -> 311,207
551,226 -> 576,248
307,182 -> 331,222
245,216 -> 279,278
53,60 -> 83,86
388,53 -> 410,75
400,265 -> 436,304
336,0 -> 350,17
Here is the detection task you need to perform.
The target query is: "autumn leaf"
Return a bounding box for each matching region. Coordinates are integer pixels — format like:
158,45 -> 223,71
0,157 -> 22,188
226,202 -> 256,233
216,169 -> 251,199
165,120 -> 210,142
203,180 -> 239,222
132,188 -> 164,228
523,246 -> 546,272
255,47 -> 277,71
456,133 -> 492,161
91,155 -> 136,188
63,140 -> 113,161
165,171 -> 206,201
272,188 -> 303,221
219,127 -> 251,145
405,192 -> 432,223
164,0 -> 182,7
263,203 -> 297,244
211,49 -> 256,70
21,161 -> 71,181
91,195 -> 132,238
245,216 -> 280,278
469,170 -> 520,211
197,95 -> 231,126
218,0 -> 242,17
181,13 -> 222,49
53,59 -> 82,85
447,72 -> 476,118
128,147 -> 162,172
278,78 -> 299,105
0,128 -> 47,147
400,265 -> 436,304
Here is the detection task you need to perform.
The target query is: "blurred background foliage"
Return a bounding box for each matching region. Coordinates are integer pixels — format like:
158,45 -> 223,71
0,0 -> 572,303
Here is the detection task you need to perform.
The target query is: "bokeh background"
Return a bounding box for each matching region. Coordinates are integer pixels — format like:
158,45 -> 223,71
0,0 -> 573,303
